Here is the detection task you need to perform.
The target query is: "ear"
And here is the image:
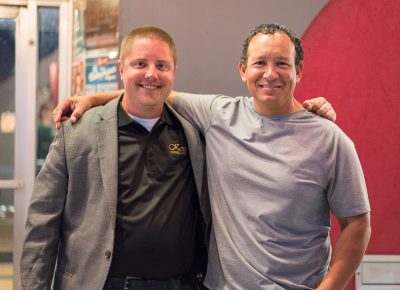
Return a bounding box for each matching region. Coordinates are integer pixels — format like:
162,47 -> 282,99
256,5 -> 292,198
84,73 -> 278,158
118,59 -> 124,80
239,61 -> 247,83
296,61 -> 303,84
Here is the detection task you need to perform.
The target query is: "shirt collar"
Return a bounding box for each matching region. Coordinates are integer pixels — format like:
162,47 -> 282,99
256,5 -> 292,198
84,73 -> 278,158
117,99 -> 178,128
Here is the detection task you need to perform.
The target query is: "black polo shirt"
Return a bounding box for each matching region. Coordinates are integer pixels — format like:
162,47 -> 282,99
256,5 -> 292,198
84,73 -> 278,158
109,102 -> 199,279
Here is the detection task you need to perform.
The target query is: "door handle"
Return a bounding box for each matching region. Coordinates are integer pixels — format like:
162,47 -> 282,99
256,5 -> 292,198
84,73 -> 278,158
0,180 -> 24,189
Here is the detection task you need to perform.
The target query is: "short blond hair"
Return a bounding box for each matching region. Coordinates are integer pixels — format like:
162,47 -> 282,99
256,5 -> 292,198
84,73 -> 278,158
120,26 -> 177,65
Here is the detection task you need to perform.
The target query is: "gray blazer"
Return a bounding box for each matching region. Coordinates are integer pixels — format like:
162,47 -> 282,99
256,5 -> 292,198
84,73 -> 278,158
20,96 -> 211,290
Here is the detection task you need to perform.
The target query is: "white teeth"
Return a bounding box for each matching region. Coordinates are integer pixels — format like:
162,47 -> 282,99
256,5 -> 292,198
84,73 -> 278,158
141,84 -> 158,89
260,84 -> 279,89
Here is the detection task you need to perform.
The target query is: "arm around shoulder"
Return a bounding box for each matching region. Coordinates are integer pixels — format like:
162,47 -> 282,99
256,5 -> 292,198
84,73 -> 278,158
52,90 -> 123,128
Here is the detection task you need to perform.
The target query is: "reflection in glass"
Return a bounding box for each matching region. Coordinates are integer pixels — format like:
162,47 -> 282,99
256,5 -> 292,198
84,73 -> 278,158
36,7 -> 59,173
71,0 -> 120,95
0,18 -> 15,290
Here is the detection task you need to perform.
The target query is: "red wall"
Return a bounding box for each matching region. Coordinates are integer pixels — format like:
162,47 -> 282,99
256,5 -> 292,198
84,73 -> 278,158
296,0 -> 400,289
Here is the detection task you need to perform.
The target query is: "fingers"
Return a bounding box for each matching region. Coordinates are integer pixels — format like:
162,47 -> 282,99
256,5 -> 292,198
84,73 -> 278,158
52,100 -> 68,123
57,116 -> 70,129
317,103 -> 337,122
52,98 -> 75,129
70,109 -> 83,123
302,100 -> 314,111
303,97 -> 337,122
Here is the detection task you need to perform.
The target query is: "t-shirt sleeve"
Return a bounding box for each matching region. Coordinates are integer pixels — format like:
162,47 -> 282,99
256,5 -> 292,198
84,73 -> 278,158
172,92 -> 221,133
327,131 -> 371,217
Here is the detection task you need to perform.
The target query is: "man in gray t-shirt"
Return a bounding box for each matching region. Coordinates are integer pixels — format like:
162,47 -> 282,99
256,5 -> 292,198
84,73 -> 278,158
53,24 -> 369,290
170,24 -> 370,290
173,93 -> 369,290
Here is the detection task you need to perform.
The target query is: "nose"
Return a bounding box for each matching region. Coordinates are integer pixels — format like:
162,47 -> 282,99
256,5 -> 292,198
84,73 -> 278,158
263,65 -> 278,80
145,65 -> 158,80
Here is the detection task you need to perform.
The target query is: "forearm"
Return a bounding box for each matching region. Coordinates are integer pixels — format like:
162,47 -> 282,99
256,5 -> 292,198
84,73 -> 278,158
89,89 -> 123,106
317,213 -> 371,290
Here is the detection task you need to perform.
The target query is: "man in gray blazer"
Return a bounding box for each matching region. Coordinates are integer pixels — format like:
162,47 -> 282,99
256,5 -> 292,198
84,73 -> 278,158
21,26 -> 210,290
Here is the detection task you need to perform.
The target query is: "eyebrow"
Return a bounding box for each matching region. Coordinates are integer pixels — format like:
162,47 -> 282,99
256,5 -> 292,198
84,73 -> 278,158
129,58 -> 146,64
251,55 -> 291,61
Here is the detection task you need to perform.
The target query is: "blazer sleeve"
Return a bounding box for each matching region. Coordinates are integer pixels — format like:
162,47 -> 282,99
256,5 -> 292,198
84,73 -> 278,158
20,124 -> 69,290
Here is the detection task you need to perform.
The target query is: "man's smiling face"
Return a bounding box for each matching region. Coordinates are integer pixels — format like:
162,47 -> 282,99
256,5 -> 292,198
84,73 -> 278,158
119,36 -> 176,118
239,32 -> 303,116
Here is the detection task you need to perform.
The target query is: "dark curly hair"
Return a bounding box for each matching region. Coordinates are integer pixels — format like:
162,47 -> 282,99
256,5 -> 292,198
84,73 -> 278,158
240,23 -> 304,68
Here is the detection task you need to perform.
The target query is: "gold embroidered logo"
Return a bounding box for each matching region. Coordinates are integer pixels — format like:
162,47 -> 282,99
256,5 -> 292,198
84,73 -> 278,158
169,143 -> 187,156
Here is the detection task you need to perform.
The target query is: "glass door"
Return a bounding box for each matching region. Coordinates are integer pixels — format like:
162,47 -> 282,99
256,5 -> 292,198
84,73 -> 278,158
0,1 -> 70,289
0,6 -> 23,290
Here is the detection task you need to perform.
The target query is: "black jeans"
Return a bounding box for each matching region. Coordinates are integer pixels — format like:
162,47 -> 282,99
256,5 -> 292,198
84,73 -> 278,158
104,276 -> 209,290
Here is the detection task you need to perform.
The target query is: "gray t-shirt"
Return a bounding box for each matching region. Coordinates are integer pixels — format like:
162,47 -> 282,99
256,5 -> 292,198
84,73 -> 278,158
174,93 -> 370,290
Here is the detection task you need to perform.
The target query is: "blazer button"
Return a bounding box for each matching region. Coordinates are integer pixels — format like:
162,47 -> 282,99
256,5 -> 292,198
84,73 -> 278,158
105,250 -> 111,258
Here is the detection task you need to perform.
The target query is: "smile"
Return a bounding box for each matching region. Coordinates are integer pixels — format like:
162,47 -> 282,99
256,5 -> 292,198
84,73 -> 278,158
258,84 -> 281,89
140,84 -> 159,89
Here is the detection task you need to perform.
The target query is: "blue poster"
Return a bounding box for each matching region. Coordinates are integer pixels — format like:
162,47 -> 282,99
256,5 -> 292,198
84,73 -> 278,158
85,56 -> 119,93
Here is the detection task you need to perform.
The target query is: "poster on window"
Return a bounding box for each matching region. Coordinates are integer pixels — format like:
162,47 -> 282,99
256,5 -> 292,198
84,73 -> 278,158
85,54 -> 119,93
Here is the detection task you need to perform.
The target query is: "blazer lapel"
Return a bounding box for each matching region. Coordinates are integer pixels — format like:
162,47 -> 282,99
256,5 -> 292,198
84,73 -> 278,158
96,97 -> 121,227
